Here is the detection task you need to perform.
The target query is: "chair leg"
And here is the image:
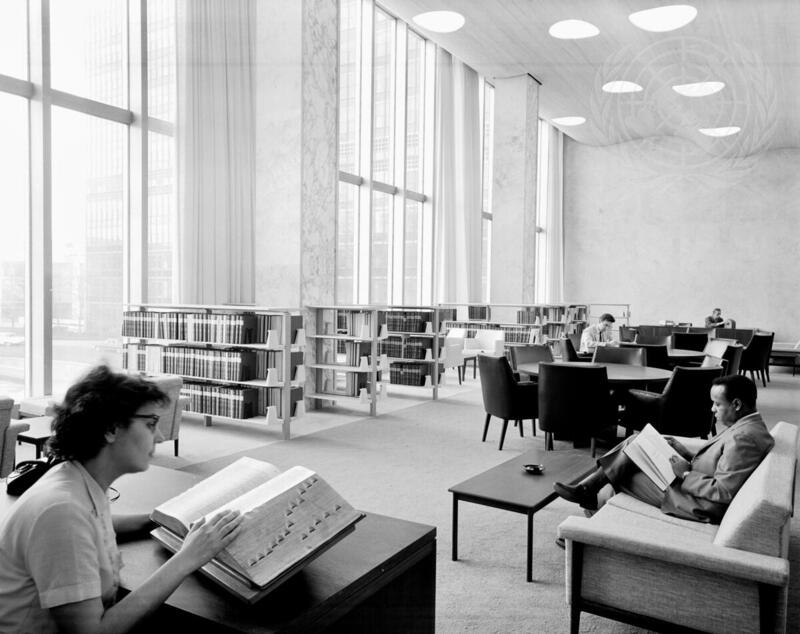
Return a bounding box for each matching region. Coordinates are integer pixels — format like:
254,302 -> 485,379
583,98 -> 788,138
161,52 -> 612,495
517,419 -> 523,437
531,418 -> 537,437
590,437 -> 596,458
473,358 -> 477,379
499,419 -> 509,450
766,365 -> 771,382
457,366 -> 462,385
482,414 -> 491,442
545,431 -> 553,451
760,369 -> 767,388
174,438 -> 179,457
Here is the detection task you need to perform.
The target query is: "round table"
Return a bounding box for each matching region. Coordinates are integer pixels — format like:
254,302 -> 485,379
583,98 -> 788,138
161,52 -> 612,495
517,361 -> 672,386
667,348 -> 706,363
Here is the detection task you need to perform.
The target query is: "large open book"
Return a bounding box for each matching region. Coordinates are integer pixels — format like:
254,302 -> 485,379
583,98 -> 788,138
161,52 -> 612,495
622,424 -> 682,491
150,457 -> 364,603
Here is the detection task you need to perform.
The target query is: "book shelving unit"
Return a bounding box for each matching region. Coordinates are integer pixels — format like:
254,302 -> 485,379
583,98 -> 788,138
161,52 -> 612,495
305,305 -> 458,415
121,304 -> 304,440
440,303 -> 590,351
305,306 -> 383,416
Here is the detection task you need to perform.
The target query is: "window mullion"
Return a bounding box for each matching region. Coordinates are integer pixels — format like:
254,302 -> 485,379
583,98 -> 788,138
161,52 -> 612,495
391,21 -> 406,305
357,0 -> 373,304
128,0 -> 147,304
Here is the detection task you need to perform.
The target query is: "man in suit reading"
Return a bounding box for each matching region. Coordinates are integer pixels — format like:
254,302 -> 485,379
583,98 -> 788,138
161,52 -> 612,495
553,374 -> 773,523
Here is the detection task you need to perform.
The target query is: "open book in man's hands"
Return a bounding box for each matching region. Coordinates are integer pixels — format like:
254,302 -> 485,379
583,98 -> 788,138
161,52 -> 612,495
150,457 -> 364,603
622,424 -> 682,491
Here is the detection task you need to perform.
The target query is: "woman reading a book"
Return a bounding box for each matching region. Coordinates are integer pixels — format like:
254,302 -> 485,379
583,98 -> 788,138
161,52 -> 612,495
0,366 -> 243,633
553,374 -> 773,523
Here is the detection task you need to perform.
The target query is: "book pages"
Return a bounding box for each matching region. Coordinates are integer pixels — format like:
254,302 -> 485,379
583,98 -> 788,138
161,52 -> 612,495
623,424 -> 680,491
151,457 -> 281,535
221,467 -> 362,587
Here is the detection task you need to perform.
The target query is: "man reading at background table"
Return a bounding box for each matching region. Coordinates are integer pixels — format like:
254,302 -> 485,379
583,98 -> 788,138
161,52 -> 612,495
579,313 -> 616,354
553,374 -> 773,523
705,307 -> 734,329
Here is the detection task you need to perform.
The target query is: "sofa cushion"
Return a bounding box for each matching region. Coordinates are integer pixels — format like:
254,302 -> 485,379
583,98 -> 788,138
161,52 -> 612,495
714,421 -> 798,557
606,493 -> 719,539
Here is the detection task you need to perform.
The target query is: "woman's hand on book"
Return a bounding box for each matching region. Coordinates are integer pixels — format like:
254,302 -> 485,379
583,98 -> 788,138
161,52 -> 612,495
177,510 -> 244,571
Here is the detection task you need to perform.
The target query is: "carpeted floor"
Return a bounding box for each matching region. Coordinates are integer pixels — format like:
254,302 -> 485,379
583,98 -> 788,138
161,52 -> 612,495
148,369 -> 800,633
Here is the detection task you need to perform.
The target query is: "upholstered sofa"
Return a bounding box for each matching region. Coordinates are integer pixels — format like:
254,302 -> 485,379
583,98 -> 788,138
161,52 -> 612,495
558,421 -> 798,633
0,397 -> 30,478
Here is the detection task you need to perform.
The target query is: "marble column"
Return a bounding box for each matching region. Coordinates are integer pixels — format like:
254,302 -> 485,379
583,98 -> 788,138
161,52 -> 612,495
253,0 -> 337,310
490,74 -> 539,304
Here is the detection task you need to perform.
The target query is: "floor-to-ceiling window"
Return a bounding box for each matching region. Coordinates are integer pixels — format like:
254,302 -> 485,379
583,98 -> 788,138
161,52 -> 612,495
0,0 -> 177,399
337,0 -> 493,305
337,0 -> 435,305
479,81 -> 494,302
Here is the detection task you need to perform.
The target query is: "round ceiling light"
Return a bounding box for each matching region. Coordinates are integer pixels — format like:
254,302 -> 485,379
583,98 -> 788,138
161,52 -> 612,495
628,5 -> 697,32
698,126 -> 740,137
552,116 -> 586,126
602,80 -> 643,93
412,10 -> 465,33
548,19 -> 600,39
672,81 -> 725,97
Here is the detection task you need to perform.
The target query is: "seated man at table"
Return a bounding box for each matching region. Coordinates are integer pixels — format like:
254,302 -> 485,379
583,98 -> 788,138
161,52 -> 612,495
553,374 -> 773,523
705,307 -> 734,329
579,313 -> 617,354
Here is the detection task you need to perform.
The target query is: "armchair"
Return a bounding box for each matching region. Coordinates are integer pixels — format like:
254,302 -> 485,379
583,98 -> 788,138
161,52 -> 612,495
441,338 -> 466,385
537,362 -> 618,457
464,329 -> 505,379
624,366 -> 723,437
0,397 -> 30,478
478,355 -> 537,450
739,332 -> 774,387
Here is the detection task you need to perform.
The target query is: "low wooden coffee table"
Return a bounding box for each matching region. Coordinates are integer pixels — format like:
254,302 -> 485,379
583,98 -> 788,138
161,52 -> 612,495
449,448 -> 595,582
16,416 -> 53,459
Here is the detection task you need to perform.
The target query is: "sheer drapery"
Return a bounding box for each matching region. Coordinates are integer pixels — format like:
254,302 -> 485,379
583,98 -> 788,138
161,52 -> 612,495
433,50 -> 482,303
176,0 -> 255,304
535,120 -> 564,303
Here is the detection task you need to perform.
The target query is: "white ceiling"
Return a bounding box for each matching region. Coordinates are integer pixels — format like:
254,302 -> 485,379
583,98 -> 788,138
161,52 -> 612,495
378,0 -> 800,156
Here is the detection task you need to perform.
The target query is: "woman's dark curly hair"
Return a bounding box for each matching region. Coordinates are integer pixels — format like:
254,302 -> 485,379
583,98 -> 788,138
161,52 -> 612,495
48,365 -> 168,462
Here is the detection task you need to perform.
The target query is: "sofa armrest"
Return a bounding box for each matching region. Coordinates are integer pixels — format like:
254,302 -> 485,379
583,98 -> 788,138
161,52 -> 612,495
558,516 -> 789,586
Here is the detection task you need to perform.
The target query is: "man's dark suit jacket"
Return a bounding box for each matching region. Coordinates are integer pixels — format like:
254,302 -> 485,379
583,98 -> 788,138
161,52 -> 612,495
661,412 -> 774,523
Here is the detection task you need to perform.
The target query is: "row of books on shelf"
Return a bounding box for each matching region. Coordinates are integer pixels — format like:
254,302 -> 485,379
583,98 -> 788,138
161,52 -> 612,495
516,305 -> 588,325
388,362 -> 443,386
384,311 -> 431,333
124,344 -> 303,383
380,336 -> 433,359
444,321 -> 538,345
122,310 -> 302,345
181,383 -> 303,419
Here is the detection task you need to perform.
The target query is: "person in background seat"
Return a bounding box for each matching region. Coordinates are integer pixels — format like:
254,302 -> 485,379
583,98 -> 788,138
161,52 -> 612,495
705,307 -> 734,328
579,313 -> 617,354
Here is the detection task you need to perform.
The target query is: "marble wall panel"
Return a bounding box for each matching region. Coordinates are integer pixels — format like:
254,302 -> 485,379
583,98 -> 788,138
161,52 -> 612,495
563,138 -> 800,340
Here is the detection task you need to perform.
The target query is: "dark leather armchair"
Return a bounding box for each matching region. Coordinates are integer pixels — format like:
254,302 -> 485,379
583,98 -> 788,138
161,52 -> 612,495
721,342 -> 743,376
618,325 -> 636,343
592,346 -> 645,365
478,355 -> 538,450
559,337 -> 591,362
624,366 -> 723,437
714,328 -> 755,347
509,344 -> 553,372
621,342 -> 670,370
537,362 -> 618,457
739,332 -> 774,387
634,334 -> 671,346
672,332 -> 709,352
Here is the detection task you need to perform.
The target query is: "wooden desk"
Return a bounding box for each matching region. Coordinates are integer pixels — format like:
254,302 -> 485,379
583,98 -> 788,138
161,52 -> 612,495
517,362 -> 672,387
3,465 -> 436,633
449,449 -> 594,582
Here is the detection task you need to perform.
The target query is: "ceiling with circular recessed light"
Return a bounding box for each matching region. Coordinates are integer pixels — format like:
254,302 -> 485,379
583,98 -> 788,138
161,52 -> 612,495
377,0 -> 798,155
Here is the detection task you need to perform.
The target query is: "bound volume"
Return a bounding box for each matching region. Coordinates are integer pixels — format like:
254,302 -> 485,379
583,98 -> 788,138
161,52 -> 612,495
150,457 -> 364,603
622,424 -> 681,491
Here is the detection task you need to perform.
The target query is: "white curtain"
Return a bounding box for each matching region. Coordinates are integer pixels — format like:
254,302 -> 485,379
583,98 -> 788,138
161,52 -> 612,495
433,50 -> 482,303
176,0 -> 255,304
535,121 -> 565,303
